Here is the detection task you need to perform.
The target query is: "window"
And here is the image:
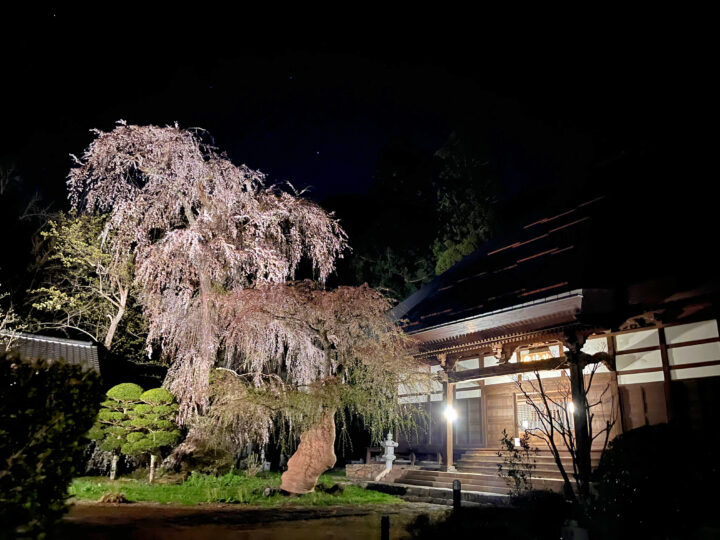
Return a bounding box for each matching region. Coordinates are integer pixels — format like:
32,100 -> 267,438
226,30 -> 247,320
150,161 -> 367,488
516,394 -> 574,432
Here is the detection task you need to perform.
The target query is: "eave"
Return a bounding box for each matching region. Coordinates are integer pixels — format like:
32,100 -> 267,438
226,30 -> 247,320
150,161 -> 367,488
406,289 -> 612,347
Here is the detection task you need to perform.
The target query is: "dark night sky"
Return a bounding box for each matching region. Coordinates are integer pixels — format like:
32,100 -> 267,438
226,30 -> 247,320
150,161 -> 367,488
0,7 -> 713,288
3,9 -> 709,204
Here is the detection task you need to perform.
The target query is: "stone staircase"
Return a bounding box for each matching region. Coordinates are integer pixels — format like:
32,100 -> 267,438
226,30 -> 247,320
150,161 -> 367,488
393,448 -> 602,496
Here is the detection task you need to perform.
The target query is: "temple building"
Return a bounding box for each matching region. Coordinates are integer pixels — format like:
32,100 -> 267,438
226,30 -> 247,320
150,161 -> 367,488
390,193 -> 720,493
1,331 -> 100,372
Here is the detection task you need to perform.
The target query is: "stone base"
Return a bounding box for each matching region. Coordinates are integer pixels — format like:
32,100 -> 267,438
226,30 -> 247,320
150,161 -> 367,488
346,464 -> 417,483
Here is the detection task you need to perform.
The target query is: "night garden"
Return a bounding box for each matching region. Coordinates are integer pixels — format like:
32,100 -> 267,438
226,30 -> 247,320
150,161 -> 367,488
1,8 -> 717,539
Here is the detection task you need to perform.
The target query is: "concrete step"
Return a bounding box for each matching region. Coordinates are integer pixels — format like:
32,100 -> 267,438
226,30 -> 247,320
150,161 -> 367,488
456,456 -> 586,464
459,449 -> 602,457
458,455 -> 599,466
397,475 -> 512,494
455,465 -> 571,479
396,469 -> 566,494
363,480 -> 511,505
402,469 -> 564,486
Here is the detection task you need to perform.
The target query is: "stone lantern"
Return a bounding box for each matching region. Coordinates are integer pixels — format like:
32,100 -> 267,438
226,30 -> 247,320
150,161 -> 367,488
380,431 -> 399,470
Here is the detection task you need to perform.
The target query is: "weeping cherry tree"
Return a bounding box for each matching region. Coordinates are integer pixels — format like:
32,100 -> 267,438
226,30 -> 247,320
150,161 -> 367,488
68,123 -> 430,493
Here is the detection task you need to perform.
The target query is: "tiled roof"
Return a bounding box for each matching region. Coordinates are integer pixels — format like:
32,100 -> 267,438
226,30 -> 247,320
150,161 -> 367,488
1,332 -> 100,372
393,195 -> 610,333
393,189 -> 719,337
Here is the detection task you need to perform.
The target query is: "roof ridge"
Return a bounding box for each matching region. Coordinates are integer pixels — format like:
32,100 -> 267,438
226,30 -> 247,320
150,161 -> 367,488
0,330 -> 96,347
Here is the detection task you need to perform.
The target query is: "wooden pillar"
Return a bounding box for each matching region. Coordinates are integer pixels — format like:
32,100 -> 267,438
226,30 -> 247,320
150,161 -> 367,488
569,355 -> 591,497
658,327 -> 672,421
445,381 -> 456,472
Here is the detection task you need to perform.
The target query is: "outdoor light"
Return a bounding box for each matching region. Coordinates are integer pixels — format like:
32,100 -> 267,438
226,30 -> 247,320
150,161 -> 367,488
444,404 -> 458,422
567,401 -> 576,414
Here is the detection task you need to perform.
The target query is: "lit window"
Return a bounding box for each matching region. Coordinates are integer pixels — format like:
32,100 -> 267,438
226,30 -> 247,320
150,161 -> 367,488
516,394 -> 574,432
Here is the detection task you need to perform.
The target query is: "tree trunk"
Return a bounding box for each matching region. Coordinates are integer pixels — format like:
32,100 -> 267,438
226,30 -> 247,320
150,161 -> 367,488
280,409 -> 337,494
163,427 -> 202,470
104,286 -> 128,350
110,454 -> 119,480
149,454 -> 156,483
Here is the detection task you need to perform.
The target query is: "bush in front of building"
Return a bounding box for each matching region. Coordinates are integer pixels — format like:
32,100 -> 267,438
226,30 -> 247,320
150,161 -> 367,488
407,491 -> 569,540
0,353 -> 103,538
590,423 -> 720,538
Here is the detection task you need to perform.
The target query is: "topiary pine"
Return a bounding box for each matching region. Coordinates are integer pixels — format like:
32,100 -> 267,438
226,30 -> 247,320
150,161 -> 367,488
89,383 -> 145,479
88,383 -> 180,482
126,388 -> 180,482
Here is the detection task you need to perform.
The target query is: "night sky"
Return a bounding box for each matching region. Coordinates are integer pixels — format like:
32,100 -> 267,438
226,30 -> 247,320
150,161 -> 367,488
1,8 -> 712,286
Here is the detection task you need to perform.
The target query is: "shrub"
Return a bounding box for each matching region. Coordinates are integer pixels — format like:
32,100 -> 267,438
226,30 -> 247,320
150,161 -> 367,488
590,423 -> 720,538
243,453 -> 263,478
497,429 -> 538,495
0,354 -> 103,538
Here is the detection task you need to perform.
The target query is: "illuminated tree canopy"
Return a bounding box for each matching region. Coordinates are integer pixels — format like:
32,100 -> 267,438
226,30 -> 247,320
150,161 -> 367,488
68,123 -> 428,470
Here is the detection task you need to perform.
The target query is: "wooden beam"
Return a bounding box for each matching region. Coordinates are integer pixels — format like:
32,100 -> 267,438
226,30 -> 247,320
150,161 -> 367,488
447,352 -> 612,382
449,356 -> 569,382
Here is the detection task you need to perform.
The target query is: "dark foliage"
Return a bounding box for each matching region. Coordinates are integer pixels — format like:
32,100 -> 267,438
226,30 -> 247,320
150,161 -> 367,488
590,423 -> 720,538
497,429 -> 538,495
407,491 -> 569,539
0,354 -> 103,538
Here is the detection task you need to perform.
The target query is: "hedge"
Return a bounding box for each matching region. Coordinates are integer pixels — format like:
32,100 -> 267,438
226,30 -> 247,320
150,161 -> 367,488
0,353 -> 103,537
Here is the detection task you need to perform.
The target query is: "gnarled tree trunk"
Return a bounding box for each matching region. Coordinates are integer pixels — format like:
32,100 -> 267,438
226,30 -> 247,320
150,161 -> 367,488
281,409 -> 336,494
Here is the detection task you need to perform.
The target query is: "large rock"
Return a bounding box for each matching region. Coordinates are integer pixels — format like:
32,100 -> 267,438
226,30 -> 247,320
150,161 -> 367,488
281,409 -> 337,494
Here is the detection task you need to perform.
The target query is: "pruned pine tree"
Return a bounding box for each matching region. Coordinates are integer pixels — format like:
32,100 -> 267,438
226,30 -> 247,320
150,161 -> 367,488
89,383 -> 180,482
89,383 -> 144,480
125,388 -> 180,483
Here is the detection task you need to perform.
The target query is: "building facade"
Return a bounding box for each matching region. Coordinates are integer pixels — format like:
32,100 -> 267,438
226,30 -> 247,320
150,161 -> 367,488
392,194 -> 720,467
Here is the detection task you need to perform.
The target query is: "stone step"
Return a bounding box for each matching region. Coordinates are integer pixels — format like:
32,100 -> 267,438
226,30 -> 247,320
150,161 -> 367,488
395,471 -> 565,495
363,481 -> 511,505
456,457 -> 598,468
400,469 -> 565,487
397,474 -> 511,492
455,452 -> 600,463
456,465 -> 571,479
455,451 -> 600,461
397,479 -> 510,496
459,447 -> 601,453
456,455 -> 588,463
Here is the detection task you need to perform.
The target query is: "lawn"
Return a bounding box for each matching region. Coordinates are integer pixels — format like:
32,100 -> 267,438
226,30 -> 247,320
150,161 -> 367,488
69,470 -> 402,507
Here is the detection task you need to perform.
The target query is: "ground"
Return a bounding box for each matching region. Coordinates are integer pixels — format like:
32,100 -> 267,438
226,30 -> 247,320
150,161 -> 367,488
69,471 -> 398,506
60,501 -> 448,539
61,470 -> 449,538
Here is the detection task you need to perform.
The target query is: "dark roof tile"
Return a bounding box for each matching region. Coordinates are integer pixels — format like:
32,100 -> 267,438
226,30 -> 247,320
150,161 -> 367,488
1,332 -> 100,372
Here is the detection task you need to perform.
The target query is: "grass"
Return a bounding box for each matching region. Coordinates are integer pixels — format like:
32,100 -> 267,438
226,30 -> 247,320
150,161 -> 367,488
69,470 -> 402,507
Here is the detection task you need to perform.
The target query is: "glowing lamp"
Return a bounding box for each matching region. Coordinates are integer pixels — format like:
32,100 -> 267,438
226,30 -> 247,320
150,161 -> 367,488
567,401 -> 576,414
444,405 -> 458,422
